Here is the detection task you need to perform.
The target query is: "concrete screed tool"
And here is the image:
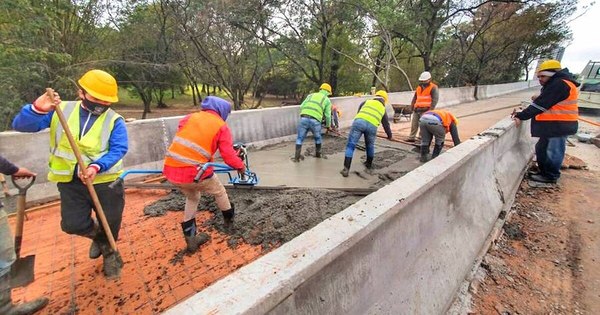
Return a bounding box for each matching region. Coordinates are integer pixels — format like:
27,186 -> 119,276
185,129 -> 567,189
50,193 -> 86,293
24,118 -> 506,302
109,143 -> 259,188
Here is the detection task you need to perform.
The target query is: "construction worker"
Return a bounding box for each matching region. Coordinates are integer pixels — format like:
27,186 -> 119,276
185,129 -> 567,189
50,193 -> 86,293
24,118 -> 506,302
340,90 -> 393,177
513,59 -> 579,184
407,71 -> 439,142
331,104 -> 341,130
294,83 -> 333,162
0,156 -> 49,315
163,96 -> 245,253
12,69 -> 128,279
419,109 -> 461,162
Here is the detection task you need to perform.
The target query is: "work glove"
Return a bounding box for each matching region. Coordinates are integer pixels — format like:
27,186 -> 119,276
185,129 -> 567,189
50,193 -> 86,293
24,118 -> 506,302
33,88 -> 61,112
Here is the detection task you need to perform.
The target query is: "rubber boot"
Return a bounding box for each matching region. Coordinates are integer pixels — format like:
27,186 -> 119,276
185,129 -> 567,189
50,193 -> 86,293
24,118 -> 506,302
315,143 -> 322,158
340,157 -> 352,177
221,203 -> 235,233
97,237 -> 123,279
293,144 -> 302,162
420,145 -> 430,162
364,156 -> 374,169
85,220 -> 101,260
181,218 -> 210,254
431,144 -> 443,159
0,273 -> 48,315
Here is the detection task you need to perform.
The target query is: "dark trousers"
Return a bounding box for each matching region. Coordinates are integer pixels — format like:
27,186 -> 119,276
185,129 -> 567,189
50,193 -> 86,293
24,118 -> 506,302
535,136 -> 566,180
57,177 -> 124,241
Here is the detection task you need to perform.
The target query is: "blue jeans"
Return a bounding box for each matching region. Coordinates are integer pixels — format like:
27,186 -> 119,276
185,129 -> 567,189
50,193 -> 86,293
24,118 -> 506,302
345,119 -> 377,158
296,117 -> 322,145
535,136 -> 566,180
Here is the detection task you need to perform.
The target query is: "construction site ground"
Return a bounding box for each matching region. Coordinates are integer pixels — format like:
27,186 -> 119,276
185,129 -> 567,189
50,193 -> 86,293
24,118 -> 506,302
6,89 -> 600,314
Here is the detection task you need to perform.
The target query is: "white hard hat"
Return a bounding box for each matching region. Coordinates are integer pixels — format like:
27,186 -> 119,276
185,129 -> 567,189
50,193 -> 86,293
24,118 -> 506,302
418,71 -> 432,81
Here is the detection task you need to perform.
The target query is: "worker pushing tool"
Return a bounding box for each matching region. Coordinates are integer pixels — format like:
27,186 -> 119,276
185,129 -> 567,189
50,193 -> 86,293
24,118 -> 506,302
294,83 -> 333,162
407,71 -> 439,142
340,90 -> 393,177
12,69 -> 128,279
0,155 -> 49,315
163,96 -> 246,253
512,59 -> 579,184
418,109 -> 461,162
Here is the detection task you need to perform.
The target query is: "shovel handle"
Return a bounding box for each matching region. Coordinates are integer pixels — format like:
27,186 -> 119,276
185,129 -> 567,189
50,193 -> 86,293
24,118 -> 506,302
49,88 -> 119,253
13,194 -> 27,258
11,175 -> 36,195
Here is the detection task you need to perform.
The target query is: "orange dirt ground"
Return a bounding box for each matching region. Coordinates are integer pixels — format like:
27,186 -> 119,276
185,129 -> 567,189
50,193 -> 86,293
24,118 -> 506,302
8,189 -> 265,314
470,169 -> 600,314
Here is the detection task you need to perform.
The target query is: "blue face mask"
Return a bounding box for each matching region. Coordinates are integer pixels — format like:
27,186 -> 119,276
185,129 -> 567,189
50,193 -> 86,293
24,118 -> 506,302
82,95 -> 109,115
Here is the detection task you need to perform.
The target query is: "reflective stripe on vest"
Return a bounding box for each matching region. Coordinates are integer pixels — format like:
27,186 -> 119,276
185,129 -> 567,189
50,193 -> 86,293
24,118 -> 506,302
415,83 -> 437,109
355,99 -> 385,127
536,80 -> 579,122
48,101 -> 123,184
300,92 -> 327,120
425,109 -> 457,132
164,111 -> 225,167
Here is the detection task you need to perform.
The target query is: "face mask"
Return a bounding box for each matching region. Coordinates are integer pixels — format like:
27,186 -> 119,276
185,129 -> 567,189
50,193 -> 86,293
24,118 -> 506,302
82,97 -> 109,115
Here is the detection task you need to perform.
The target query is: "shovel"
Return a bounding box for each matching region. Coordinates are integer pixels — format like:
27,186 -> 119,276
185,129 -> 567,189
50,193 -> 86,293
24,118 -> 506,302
9,175 -> 36,288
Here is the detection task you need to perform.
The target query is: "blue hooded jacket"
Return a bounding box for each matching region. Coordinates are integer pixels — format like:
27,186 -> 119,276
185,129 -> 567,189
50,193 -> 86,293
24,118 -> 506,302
201,96 -> 231,121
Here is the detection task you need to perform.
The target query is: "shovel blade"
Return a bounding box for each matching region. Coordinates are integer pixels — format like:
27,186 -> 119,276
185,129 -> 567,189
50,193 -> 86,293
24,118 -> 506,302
9,255 -> 35,288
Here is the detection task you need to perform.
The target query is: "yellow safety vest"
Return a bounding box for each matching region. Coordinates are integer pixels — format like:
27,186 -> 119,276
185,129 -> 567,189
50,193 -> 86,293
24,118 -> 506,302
48,101 -> 123,184
300,91 -> 328,121
355,99 -> 385,127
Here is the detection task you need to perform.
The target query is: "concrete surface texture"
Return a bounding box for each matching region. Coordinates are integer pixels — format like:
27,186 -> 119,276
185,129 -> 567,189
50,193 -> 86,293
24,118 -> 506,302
0,80 -> 535,206
166,117 -> 533,314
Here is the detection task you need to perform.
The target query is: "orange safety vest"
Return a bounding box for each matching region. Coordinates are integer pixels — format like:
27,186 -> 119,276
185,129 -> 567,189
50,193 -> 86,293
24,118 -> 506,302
414,83 -> 437,109
426,109 -> 458,132
164,111 -> 225,167
536,79 -> 579,122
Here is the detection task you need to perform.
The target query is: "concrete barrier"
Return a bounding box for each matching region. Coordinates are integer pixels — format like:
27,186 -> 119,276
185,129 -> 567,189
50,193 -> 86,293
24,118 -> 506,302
0,81 -> 531,203
166,118 -> 533,315
476,81 -> 538,100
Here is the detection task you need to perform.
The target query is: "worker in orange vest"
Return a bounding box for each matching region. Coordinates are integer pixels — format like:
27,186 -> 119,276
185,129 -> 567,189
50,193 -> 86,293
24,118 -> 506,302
163,96 -> 246,253
513,60 -> 579,184
407,71 -> 439,142
419,109 -> 461,162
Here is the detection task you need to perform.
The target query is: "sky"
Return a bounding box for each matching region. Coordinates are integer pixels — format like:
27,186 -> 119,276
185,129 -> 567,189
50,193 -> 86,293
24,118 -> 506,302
561,0 -> 600,74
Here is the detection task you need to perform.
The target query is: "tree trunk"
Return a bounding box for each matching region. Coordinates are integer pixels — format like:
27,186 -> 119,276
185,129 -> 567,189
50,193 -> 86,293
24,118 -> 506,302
190,83 -> 198,107
171,86 -> 175,99
329,49 -> 340,96
156,88 -> 168,108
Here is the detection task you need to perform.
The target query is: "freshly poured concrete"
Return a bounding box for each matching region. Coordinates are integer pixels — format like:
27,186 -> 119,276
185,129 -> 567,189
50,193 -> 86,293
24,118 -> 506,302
234,140 -> 421,189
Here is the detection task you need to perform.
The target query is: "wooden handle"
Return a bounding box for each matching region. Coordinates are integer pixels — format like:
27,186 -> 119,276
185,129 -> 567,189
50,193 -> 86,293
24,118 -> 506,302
47,88 -> 118,252
13,194 -> 26,258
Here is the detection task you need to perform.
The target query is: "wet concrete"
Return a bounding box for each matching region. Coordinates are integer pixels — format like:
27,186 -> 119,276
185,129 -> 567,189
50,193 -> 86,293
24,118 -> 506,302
144,134 -> 422,250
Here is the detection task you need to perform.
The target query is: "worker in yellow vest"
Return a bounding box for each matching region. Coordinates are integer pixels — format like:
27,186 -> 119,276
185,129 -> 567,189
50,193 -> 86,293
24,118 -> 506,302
513,60 -> 579,184
340,90 -> 393,177
163,96 -> 245,253
12,70 -> 128,279
407,71 -> 439,142
419,109 -> 461,162
294,83 -> 332,162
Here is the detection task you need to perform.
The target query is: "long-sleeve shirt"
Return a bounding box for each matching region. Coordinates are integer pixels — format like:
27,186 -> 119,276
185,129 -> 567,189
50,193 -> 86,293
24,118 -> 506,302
0,155 -> 19,175
12,103 -> 128,172
515,69 -> 579,138
448,122 -> 461,146
357,101 -> 393,139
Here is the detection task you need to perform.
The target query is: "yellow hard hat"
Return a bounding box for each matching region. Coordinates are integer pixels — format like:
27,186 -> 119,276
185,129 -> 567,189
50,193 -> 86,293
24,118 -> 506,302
538,60 -> 562,72
319,83 -> 332,95
375,90 -> 388,104
78,69 -> 119,103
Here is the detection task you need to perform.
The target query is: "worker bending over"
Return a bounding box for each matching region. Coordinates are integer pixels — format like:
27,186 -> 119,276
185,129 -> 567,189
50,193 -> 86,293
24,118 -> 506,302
294,83 -> 332,162
419,109 -> 461,162
12,70 -> 128,279
340,90 -> 393,177
163,96 -> 245,253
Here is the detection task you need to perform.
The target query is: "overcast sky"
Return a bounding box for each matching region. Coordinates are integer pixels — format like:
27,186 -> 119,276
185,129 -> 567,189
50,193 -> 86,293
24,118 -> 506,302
561,0 -> 600,74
